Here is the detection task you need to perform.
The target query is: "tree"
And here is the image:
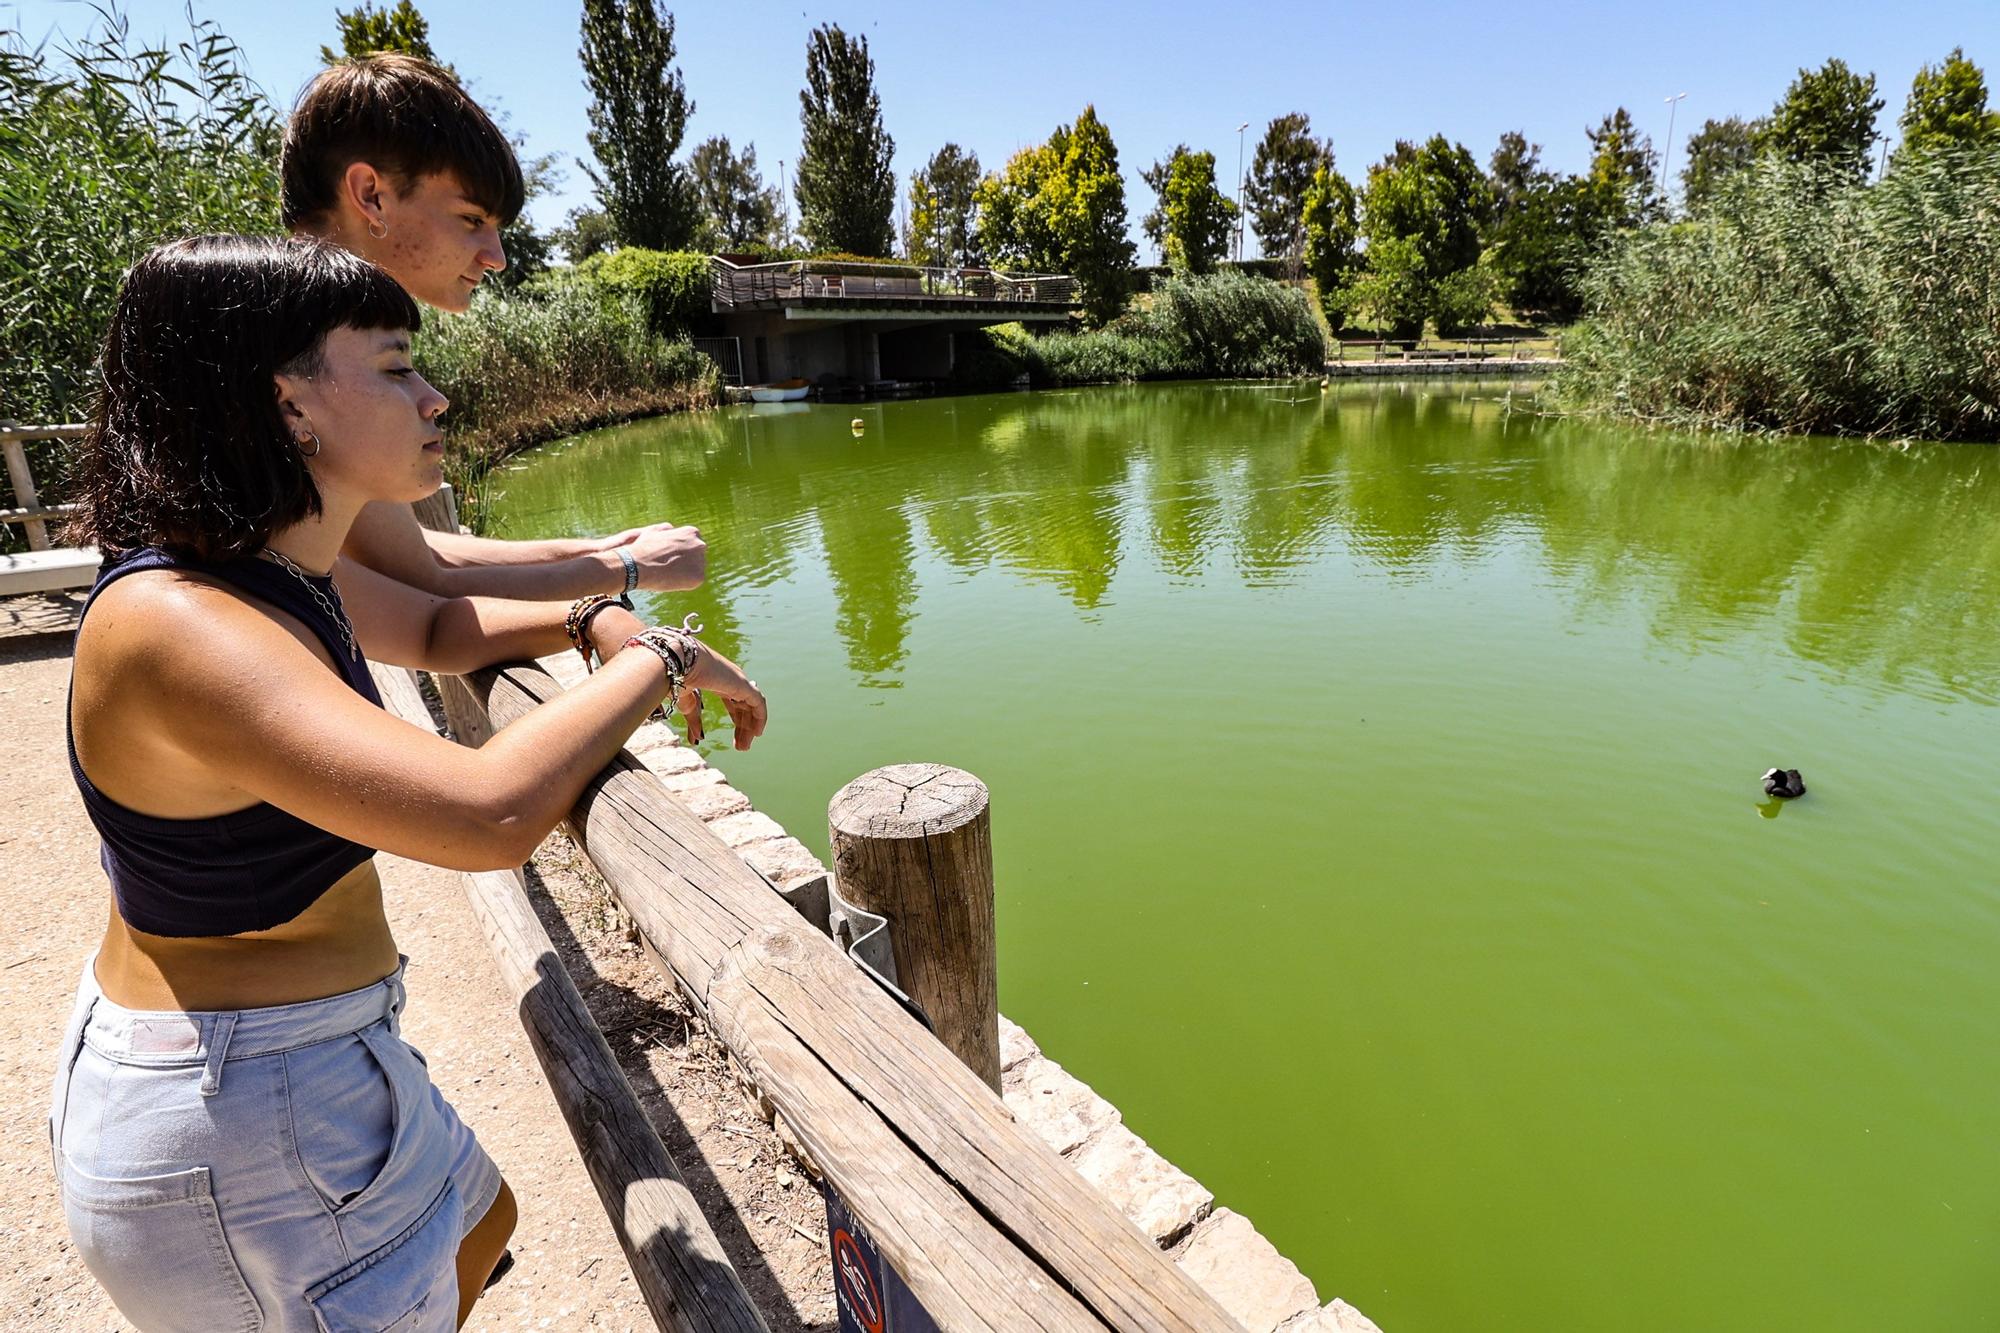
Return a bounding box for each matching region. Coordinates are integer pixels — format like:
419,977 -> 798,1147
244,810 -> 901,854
1138,143 -> 1190,260
794,24 -> 896,256
552,207 -> 616,263
1350,135 -> 1491,340
1486,173 -> 1596,321
321,1 -> 448,72
1583,107 -> 1657,227
906,143 -> 981,267
578,0 -> 699,250
1758,58 -> 1883,183
1160,149 -> 1234,275
1679,116 -> 1762,212
1299,163 -> 1358,329
1487,131 -> 1542,222
689,136 -> 781,249
1244,112 -> 1331,262
1897,47 -> 2000,162
973,106 -> 1135,324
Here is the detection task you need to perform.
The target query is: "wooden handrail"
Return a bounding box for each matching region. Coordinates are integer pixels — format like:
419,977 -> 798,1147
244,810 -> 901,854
370,660 -> 768,1332
451,658 -> 1245,1330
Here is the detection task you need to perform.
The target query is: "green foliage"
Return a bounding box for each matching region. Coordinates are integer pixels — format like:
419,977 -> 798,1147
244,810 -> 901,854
794,24 -> 895,256
906,143 -> 980,267
690,135 -> 780,249
1583,107 -> 1657,227
1487,131 -> 1541,221
320,1 -> 450,73
1679,116 -> 1762,213
1351,135 -> 1490,340
553,207 -> 615,263
1557,149 -> 2000,441
1431,257 -> 1500,337
1897,47 -> 2000,162
974,106 -> 1135,324
1017,271 -> 1323,385
1299,163 -> 1358,330
579,0 -> 699,250
1137,143 -> 1188,259
1244,112 -> 1330,261
0,8 -> 281,424
416,280 -> 717,492
1160,150 -> 1234,275
1758,57 -> 1883,183
1485,172 -> 1595,321
574,247 -> 710,336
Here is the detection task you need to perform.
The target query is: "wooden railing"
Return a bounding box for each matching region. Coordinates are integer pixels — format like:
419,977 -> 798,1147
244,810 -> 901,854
399,491 -> 1241,1329
710,256 -> 1079,310
1,422 -> 86,550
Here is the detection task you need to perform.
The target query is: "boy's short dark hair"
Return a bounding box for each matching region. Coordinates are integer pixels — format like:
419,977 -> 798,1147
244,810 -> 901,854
281,53 -> 524,230
73,235 -> 421,562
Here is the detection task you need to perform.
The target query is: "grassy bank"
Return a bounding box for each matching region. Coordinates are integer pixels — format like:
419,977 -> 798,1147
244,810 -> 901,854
1554,149 -> 2000,442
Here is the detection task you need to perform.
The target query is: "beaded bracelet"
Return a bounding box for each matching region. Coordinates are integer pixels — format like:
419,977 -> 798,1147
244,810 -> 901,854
624,617 -> 705,721
564,594 -> 630,671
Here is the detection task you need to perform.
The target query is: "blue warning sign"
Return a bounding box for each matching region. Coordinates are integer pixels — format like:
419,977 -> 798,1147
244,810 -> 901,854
824,1182 -> 943,1333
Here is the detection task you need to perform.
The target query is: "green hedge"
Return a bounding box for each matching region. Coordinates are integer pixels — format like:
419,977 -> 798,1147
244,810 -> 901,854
574,248 -> 712,337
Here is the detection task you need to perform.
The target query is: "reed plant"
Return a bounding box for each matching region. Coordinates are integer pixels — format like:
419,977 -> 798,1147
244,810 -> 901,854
958,271 -> 1326,389
415,280 -> 719,521
1556,149 -> 2000,441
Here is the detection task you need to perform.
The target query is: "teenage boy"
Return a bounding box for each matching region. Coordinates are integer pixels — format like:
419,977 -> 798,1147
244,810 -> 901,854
283,53 -> 705,601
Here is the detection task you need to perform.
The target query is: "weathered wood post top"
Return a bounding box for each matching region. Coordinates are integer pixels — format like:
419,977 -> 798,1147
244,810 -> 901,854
828,764 -> 1000,1092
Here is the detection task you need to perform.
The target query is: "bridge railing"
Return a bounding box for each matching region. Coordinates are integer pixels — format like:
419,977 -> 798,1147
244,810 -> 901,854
710,256 -> 1078,310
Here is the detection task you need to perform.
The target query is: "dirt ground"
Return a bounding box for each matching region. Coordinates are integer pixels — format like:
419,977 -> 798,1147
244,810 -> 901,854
0,600 -> 835,1331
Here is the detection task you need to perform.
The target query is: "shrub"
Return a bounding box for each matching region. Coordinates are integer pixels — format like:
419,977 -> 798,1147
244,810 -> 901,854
575,247 -> 712,336
1556,149 -> 2000,441
416,281 -> 719,510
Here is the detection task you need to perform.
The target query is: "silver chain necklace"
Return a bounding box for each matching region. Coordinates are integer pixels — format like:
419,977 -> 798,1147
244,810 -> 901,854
259,548 -> 359,661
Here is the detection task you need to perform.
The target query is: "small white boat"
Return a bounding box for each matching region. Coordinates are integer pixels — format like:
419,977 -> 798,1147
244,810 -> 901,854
749,380 -> 810,403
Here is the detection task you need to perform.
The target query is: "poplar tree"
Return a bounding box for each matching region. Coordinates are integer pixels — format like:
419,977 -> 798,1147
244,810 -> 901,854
1897,47 -> 2000,162
690,136 -> 781,249
321,1 -> 448,71
906,144 -> 982,267
972,106 -> 1135,323
1244,113 -> 1331,261
1758,58 -> 1883,183
1299,163 -> 1358,328
1139,143 -> 1192,260
794,24 -> 896,256
1161,150 -> 1234,275
579,0 -> 699,250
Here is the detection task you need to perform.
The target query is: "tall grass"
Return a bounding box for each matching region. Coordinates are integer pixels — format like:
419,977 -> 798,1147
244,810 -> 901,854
1556,150 -> 2000,441
959,271 -> 1327,389
416,280 -> 719,522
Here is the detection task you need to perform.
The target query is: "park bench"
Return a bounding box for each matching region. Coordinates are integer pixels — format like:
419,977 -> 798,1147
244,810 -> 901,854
0,423 -> 95,599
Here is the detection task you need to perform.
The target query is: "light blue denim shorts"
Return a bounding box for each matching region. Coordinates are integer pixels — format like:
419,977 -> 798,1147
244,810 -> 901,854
48,956 -> 501,1332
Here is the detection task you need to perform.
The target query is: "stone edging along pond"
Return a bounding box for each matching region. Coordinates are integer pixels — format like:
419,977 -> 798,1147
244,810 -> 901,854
536,646 -> 1384,1333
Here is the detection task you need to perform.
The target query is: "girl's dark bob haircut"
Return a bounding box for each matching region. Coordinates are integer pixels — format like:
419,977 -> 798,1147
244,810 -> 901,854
72,234 -> 420,562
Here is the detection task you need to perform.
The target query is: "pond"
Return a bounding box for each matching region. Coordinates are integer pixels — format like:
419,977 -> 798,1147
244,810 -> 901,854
485,383 -> 2000,1332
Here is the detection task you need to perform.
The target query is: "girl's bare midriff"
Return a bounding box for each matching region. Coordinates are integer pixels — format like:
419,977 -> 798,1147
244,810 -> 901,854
92,858 -> 400,1011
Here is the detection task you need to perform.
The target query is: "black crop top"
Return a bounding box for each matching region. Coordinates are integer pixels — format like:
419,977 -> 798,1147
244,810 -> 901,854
67,547 -> 383,937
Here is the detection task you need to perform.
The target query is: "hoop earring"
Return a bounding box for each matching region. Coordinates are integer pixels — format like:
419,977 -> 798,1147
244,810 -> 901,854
297,430 -> 322,458
367,218 -> 388,240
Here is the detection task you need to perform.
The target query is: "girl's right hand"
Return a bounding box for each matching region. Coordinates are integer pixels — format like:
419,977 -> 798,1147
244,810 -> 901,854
682,642 -> 767,751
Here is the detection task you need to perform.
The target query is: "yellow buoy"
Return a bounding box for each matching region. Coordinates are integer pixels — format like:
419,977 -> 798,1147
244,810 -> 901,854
850,418 -> 865,434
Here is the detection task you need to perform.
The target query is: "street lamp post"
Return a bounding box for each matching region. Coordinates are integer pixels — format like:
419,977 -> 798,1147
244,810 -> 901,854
1235,121 -> 1251,263
777,158 -> 789,247
1660,93 -> 1687,212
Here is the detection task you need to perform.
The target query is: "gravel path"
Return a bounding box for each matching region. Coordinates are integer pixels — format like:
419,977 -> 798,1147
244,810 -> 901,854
0,613 -> 833,1331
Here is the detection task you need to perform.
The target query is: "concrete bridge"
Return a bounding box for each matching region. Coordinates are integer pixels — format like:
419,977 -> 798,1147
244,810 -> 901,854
706,255 -> 1078,386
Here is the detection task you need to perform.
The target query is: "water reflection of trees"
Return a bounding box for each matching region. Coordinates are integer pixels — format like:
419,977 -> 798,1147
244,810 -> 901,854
497,388 -> 2000,705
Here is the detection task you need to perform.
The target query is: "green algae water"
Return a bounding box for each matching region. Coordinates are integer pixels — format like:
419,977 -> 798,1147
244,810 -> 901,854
486,383 -> 2000,1332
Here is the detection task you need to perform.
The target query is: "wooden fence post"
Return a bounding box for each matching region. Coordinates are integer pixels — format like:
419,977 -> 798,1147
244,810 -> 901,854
828,764 -> 999,1092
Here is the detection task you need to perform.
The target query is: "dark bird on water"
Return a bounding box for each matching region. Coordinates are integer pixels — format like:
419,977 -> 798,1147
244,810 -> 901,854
1762,768 -> 1806,799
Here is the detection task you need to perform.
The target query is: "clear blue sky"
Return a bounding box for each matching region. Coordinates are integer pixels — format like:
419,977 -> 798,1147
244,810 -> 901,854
7,0 -> 1997,256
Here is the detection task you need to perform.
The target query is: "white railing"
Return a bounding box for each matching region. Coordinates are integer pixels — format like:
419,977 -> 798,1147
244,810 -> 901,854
710,257 -> 1078,309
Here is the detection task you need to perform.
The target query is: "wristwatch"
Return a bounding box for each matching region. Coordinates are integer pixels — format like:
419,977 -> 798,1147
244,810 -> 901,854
616,545 -> 639,604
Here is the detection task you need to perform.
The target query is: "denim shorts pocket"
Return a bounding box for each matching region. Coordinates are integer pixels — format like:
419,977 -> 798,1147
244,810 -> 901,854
305,1178 -> 461,1332
288,1026 -> 399,1215
60,1161 -> 263,1332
